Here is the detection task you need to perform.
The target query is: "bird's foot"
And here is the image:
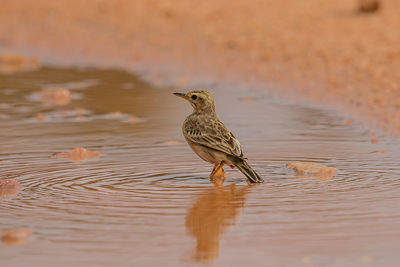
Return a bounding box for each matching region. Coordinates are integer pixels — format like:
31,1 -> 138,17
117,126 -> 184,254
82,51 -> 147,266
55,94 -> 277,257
210,166 -> 226,186
213,167 -> 226,178
210,162 -> 225,178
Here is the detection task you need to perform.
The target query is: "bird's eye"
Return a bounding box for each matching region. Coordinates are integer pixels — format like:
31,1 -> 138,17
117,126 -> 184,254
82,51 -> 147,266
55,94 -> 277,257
191,95 -> 197,100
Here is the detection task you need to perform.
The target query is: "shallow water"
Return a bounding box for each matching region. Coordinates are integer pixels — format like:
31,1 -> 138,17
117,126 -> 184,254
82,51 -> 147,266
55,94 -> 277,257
1,67 -> 399,266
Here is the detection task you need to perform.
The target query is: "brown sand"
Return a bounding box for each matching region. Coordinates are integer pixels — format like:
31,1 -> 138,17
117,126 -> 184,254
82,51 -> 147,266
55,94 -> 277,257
0,0 -> 399,134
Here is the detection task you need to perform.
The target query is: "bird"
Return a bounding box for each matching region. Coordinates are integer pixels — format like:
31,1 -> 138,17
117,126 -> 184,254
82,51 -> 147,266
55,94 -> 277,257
174,90 -> 264,183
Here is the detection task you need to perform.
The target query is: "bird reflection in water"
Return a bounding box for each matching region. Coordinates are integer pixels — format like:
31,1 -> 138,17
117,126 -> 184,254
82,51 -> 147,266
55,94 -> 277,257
185,176 -> 249,262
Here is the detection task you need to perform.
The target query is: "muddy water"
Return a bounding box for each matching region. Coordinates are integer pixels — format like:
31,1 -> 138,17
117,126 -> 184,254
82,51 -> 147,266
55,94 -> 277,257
1,67 -> 399,266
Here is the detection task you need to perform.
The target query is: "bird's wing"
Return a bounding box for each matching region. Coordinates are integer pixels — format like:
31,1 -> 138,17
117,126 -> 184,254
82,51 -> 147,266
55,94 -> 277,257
184,118 -> 244,158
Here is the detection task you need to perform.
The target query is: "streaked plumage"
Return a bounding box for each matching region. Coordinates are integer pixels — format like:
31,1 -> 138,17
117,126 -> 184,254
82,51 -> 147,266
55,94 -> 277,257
174,90 -> 263,183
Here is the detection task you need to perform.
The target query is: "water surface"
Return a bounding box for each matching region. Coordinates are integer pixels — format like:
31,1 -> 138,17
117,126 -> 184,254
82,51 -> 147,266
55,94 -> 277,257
1,67 -> 399,266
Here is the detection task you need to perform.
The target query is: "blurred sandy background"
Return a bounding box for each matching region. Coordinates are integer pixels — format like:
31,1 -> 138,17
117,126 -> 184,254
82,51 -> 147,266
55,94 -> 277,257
0,0 -> 399,134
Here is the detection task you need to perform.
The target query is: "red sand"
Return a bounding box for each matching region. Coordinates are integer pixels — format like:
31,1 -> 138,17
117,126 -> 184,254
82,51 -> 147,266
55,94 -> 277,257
0,0 -> 399,134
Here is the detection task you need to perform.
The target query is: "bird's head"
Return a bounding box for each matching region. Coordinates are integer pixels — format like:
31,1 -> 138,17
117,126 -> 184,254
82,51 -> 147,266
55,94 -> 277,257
174,90 -> 216,114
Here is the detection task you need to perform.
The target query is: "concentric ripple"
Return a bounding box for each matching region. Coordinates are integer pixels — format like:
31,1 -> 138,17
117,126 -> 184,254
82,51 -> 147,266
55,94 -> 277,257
1,67 -> 400,267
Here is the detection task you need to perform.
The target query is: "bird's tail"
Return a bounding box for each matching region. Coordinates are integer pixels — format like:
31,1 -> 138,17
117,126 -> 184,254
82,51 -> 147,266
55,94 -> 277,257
233,160 -> 264,183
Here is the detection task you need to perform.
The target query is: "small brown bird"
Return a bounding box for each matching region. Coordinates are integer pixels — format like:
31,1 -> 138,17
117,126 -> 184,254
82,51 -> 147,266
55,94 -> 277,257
174,90 -> 264,183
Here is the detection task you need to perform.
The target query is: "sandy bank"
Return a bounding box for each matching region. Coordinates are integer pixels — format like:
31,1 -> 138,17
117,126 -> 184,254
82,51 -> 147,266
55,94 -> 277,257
1,0 -> 399,135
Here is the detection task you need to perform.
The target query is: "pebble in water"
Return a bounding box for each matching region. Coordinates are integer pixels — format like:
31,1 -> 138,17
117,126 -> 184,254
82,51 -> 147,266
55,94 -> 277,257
0,179 -> 22,198
56,147 -> 100,161
1,229 -> 33,245
286,162 -> 338,179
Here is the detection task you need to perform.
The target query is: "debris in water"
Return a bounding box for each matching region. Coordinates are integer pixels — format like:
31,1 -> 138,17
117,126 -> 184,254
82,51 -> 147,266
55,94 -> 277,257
370,139 -> 379,144
1,229 -> 33,245
286,162 -> 337,178
39,88 -> 72,105
56,147 -> 100,161
0,179 -> 22,198
0,53 -> 40,74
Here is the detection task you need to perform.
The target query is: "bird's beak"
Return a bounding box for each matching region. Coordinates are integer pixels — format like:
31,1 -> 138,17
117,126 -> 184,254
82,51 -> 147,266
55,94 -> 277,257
173,92 -> 189,100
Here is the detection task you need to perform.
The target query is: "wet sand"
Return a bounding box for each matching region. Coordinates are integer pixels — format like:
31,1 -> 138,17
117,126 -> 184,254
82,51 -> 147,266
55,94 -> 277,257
0,0 -> 400,135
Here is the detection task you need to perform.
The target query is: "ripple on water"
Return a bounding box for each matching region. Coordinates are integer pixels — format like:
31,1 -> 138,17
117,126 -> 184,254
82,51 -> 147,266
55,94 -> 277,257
1,67 -> 400,267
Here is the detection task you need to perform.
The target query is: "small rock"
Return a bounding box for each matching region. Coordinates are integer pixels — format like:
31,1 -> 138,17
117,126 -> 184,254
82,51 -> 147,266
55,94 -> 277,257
286,162 -> 337,178
0,179 -> 22,198
56,147 -> 100,161
1,229 -> 33,245
40,88 -> 71,105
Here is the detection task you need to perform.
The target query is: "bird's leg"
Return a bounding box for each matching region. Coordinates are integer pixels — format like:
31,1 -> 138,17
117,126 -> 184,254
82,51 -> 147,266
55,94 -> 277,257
211,163 -> 218,175
210,163 -> 220,179
216,161 -> 229,177
210,162 -> 225,179
215,166 -> 226,177
210,162 -> 226,186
